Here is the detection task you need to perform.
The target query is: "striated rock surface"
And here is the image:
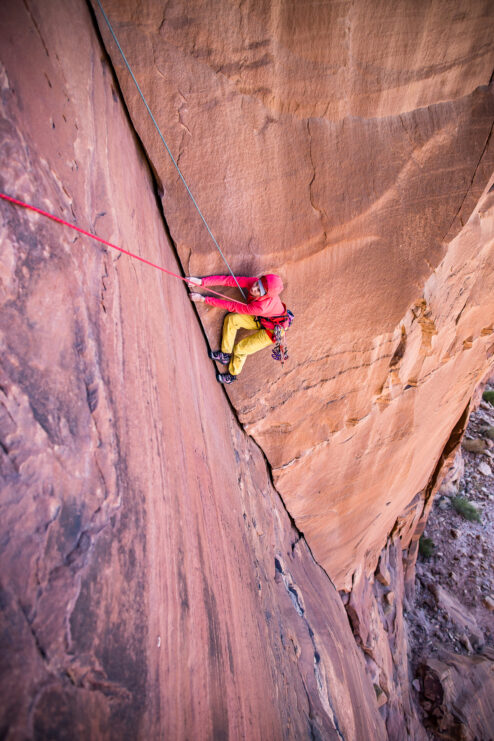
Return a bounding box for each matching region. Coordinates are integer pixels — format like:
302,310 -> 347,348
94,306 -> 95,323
94,0 -> 494,590
418,648 -> 494,739
0,1 -> 385,739
92,3 -> 494,734
2,0 -> 494,738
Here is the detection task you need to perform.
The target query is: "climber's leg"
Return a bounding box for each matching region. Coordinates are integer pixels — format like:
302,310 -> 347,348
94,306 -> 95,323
221,313 -> 259,355
229,329 -> 272,376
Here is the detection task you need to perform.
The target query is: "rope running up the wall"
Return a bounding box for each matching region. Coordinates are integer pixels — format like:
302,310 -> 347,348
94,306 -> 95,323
94,0 -> 247,300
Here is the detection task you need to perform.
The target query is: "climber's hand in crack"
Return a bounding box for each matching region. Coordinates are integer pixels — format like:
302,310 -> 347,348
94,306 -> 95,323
189,292 -> 205,303
186,276 -> 202,287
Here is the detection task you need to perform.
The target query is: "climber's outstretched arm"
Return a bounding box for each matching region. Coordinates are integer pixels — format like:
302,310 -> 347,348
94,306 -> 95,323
203,295 -> 266,314
187,275 -> 256,290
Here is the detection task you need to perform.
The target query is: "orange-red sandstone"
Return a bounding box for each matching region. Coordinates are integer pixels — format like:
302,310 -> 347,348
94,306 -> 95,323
0,1 -> 385,737
94,0 -> 494,588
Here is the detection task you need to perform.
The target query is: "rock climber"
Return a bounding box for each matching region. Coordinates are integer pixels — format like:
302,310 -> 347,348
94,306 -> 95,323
187,274 -> 290,384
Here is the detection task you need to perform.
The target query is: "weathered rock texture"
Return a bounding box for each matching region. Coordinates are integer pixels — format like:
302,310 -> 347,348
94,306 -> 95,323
0,1 -> 386,739
408,383 -> 494,740
94,0 -> 494,591
2,0 -> 494,739
92,2 -> 494,735
419,648 -> 494,739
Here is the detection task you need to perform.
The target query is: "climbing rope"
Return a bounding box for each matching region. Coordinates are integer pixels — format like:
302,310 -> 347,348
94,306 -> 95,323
0,193 -> 246,303
94,0 -> 247,300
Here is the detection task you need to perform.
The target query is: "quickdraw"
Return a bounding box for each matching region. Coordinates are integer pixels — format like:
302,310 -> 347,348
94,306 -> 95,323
272,324 -> 289,365
257,308 -> 294,366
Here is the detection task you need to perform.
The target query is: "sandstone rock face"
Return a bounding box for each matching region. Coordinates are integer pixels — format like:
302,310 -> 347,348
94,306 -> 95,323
419,649 -> 494,739
94,0 -> 494,590
3,1 -> 494,738
344,539 -> 426,739
0,1 -> 385,738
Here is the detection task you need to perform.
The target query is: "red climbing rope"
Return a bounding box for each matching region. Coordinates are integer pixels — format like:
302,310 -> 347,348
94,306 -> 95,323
0,192 -> 246,304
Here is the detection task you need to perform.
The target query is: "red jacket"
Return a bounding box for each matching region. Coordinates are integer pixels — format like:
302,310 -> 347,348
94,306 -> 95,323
202,274 -> 285,318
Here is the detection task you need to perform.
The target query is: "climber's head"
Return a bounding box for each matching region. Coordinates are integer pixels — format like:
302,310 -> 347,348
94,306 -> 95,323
250,280 -> 264,298
251,274 -> 283,298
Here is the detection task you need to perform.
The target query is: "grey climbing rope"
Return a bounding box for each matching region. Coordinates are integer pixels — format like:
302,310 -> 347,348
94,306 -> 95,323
95,0 -> 247,300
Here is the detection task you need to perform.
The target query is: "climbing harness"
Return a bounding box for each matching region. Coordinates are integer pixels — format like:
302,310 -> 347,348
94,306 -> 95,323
0,193 -> 243,303
94,0 -> 246,300
257,307 -> 294,366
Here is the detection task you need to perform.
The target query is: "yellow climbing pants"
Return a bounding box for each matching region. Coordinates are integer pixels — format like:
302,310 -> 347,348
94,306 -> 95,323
221,313 -> 273,376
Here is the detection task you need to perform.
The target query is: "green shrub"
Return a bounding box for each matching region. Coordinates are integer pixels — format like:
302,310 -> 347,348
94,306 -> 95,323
419,536 -> 435,558
451,496 -> 481,522
482,390 -> 494,405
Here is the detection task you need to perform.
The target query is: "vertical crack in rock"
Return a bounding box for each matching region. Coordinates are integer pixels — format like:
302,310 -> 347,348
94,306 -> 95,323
275,555 -> 345,740
81,21 -> 363,734
444,112 -> 494,236
18,4 -> 490,737
306,118 -> 328,245
21,0 -> 50,58
406,400 -> 472,576
84,0 -> 334,586
389,325 -> 407,368
18,599 -> 49,665
99,257 -> 109,313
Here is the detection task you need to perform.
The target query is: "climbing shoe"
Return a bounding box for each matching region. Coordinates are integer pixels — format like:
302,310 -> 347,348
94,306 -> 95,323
216,372 -> 237,384
208,349 -> 231,365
